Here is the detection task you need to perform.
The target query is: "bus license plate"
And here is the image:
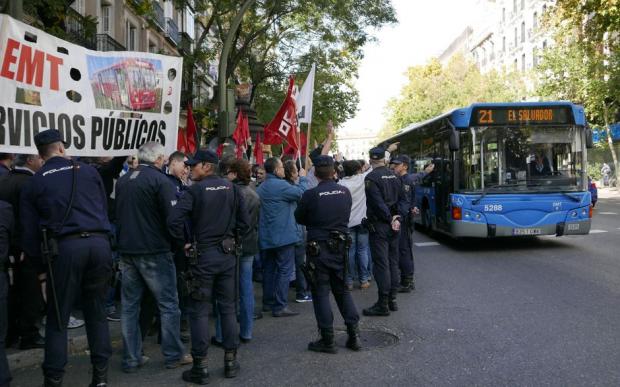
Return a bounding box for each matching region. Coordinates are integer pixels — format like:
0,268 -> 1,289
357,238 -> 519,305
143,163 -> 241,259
512,228 -> 542,236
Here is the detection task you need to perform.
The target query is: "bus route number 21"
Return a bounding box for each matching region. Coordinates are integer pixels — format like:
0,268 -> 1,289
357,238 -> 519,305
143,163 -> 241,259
478,109 -> 494,124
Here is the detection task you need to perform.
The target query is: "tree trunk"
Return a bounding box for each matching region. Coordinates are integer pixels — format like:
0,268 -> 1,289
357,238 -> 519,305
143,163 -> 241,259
603,103 -> 620,181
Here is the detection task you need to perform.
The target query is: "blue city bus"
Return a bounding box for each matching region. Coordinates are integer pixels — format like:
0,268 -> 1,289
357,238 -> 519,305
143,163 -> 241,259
385,102 -> 594,238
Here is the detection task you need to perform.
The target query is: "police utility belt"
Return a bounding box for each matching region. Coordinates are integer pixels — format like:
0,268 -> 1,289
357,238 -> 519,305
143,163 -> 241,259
306,231 -> 351,257
197,237 -> 237,256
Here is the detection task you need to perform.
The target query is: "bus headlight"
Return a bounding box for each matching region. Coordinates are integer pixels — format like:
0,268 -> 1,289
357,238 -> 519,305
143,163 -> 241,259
451,207 -> 462,220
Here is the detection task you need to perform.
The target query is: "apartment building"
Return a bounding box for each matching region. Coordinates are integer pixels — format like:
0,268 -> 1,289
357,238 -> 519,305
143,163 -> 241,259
440,0 -> 554,74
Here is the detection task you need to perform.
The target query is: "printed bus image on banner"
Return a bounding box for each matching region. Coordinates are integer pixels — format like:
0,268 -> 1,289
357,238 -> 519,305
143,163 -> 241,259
0,14 -> 183,157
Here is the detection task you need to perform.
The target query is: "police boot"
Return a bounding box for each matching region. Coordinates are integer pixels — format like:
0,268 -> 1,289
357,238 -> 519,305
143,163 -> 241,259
388,293 -> 398,311
224,350 -> 240,378
89,364 -> 108,387
182,356 -> 209,385
345,324 -> 362,351
308,328 -> 337,354
398,275 -> 414,293
362,295 -> 390,316
43,375 -> 63,387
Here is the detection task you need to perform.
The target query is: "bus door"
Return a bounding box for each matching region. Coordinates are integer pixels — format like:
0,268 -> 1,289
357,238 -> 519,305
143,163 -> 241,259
434,158 -> 453,231
116,69 -> 130,108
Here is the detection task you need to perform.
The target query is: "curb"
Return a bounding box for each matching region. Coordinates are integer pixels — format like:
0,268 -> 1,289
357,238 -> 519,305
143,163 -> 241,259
8,325 -> 122,370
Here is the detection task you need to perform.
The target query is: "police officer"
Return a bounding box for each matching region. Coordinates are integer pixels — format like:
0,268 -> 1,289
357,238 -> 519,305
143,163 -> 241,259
0,200 -> 14,387
390,155 -> 418,292
20,130 -> 113,387
363,146 -> 403,316
295,155 -> 362,353
168,150 -> 249,384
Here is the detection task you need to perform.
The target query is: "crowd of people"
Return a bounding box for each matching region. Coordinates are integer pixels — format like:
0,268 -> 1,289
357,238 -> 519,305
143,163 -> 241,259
0,125 -> 432,387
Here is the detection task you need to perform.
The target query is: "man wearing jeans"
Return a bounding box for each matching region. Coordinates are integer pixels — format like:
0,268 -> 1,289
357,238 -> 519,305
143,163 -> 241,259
115,142 -> 190,372
257,157 -> 308,317
339,160 -> 372,290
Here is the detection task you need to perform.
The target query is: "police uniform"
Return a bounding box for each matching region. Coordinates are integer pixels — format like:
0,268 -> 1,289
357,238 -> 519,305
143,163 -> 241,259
168,150 -> 249,384
0,165 -> 45,349
363,147 -> 403,316
295,155 -> 361,353
0,200 -> 14,387
391,155 -> 416,292
20,130 -> 112,387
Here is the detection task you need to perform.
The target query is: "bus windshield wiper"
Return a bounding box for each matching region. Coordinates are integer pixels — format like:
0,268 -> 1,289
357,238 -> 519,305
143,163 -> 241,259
471,184 -> 504,205
561,192 -> 581,202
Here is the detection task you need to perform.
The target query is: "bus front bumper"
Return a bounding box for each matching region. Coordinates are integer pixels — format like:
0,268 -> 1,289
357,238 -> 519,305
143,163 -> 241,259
451,219 -> 592,238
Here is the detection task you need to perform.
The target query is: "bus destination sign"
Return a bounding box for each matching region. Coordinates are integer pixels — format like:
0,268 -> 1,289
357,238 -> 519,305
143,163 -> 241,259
473,107 -> 571,126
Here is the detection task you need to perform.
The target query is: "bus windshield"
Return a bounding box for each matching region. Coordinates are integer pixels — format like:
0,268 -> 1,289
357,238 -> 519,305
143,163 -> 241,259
459,126 -> 584,193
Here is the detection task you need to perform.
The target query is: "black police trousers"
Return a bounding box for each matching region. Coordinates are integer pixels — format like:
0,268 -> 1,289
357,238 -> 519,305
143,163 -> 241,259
43,236 -> 113,379
309,242 -> 360,330
398,222 -> 414,279
187,247 -> 238,357
369,222 -> 400,297
1,271 -> 11,387
7,252 -> 44,344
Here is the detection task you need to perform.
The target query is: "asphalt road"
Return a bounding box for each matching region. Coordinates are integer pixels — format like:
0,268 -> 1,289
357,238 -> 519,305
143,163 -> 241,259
10,192 -> 620,386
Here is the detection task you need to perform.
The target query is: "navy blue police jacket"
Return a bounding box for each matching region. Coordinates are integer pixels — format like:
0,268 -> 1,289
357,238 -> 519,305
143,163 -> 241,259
398,173 -> 416,220
364,165 -> 403,224
295,180 -> 352,241
166,174 -> 188,199
0,200 -> 14,267
20,157 -> 111,261
0,168 -> 35,250
168,175 -> 250,248
115,163 -> 177,255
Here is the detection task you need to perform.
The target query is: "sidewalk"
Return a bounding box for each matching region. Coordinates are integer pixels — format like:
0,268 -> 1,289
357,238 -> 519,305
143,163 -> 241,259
596,187 -> 620,199
6,318 -> 123,370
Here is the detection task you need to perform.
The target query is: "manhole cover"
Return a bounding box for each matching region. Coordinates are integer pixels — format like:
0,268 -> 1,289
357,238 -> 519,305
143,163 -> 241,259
334,327 -> 399,350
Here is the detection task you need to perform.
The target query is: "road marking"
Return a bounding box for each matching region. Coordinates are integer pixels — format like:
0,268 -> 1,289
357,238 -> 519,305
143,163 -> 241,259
598,212 -> 618,215
415,242 -> 440,247
589,229 -> 608,234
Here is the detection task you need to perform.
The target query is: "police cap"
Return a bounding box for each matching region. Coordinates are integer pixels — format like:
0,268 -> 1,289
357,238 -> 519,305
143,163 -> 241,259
34,130 -> 66,147
390,155 -> 411,165
313,155 -> 334,168
185,149 -> 218,166
369,147 -> 385,160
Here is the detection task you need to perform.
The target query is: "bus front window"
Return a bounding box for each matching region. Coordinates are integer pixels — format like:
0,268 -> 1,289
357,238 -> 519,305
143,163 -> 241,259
460,126 -> 584,193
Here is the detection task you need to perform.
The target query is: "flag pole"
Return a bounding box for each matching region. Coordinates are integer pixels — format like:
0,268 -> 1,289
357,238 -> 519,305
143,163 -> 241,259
305,122 -> 312,168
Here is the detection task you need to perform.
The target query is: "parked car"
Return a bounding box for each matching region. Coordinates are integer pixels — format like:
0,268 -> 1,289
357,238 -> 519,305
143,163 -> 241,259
588,177 -> 598,207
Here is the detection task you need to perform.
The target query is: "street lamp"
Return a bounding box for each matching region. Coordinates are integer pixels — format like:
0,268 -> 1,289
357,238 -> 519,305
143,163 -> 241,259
217,0 -> 255,139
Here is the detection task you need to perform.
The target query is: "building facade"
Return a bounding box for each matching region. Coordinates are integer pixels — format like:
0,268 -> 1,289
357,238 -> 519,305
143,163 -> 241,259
337,129 -> 378,160
440,0 -> 554,74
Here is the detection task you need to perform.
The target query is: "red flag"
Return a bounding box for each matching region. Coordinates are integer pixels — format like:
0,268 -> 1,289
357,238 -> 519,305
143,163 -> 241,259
232,109 -> 246,159
254,133 -> 264,165
263,77 -> 299,151
186,103 -> 197,154
177,128 -> 188,152
283,132 -> 307,158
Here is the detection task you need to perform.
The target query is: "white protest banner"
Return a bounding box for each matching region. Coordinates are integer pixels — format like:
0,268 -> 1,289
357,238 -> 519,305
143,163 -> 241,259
295,63 -> 315,124
0,14 -> 182,157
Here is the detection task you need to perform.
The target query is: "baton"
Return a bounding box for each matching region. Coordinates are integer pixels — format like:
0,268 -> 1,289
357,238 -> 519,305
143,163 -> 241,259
41,228 -> 63,330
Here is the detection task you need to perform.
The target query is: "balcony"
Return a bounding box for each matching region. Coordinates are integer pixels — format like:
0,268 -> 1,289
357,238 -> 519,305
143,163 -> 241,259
152,2 -> 165,32
96,33 -> 126,51
166,17 -> 180,46
65,8 -> 96,50
179,33 -> 193,55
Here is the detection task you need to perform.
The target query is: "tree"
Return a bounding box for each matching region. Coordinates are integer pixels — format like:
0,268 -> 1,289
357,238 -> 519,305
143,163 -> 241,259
536,0 -> 620,176
381,54 -> 527,140
183,0 -> 396,142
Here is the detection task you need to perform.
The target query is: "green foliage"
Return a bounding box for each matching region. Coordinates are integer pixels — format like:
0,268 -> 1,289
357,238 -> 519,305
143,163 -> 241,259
381,54 -> 527,140
180,0 -> 395,141
536,0 -> 620,173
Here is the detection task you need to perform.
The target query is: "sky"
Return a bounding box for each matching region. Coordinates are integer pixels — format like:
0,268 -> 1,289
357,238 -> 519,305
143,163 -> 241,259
339,0 -> 479,137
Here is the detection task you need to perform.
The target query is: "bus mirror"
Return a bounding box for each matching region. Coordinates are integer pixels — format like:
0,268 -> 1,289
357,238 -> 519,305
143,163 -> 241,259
449,129 -> 460,151
585,128 -> 593,149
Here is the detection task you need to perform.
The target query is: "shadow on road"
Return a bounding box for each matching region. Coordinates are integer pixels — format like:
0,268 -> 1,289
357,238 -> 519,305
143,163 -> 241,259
420,230 -> 570,252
